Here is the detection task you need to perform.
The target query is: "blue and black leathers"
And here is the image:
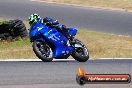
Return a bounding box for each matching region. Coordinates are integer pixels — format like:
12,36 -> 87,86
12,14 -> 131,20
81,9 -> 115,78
42,17 -> 59,26
41,17 -> 71,39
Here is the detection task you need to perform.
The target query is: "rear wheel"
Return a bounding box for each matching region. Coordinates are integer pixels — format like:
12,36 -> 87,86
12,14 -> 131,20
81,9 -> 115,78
33,41 -> 53,62
71,39 -> 89,62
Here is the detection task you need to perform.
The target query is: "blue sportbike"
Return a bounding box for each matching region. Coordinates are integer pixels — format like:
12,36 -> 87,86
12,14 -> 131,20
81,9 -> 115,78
29,20 -> 89,62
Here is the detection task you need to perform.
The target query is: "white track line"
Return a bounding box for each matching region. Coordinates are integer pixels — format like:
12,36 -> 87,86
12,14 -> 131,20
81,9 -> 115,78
0,59 -> 75,61
99,58 -> 132,59
0,58 -> 131,61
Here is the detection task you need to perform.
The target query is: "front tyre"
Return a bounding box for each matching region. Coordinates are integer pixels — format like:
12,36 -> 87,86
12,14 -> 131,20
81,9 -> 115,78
71,39 -> 89,62
33,41 -> 53,62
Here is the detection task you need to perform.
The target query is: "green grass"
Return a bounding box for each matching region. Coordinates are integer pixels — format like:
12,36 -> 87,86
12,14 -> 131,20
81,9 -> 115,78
0,39 -> 30,50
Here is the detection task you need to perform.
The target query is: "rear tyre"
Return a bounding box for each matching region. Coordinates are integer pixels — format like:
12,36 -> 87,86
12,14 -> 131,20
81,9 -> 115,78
71,39 -> 89,62
33,41 -> 53,62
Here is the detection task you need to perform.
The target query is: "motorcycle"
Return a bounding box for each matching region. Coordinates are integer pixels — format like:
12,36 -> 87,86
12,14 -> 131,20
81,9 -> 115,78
29,20 -> 89,62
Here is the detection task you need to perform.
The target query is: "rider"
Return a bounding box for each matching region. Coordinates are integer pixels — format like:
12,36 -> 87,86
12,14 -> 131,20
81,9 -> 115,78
28,14 -> 72,39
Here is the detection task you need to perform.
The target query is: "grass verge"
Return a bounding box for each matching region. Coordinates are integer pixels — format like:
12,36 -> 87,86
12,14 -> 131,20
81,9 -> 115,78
77,30 -> 132,58
0,39 -> 37,59
0,28 -> 132,59
40,0 -> 132,11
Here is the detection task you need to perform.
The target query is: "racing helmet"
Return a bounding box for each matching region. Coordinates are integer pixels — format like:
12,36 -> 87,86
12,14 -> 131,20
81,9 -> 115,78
28,14 -> 40,25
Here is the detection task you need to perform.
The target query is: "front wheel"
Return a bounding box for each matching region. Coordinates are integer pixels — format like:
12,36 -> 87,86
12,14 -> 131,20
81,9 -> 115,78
33,41 -> 53,62
71,39 -> 89,62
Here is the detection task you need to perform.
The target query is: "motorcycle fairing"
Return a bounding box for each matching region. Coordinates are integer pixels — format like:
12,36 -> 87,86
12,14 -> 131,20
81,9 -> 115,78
29,21 -> 74,58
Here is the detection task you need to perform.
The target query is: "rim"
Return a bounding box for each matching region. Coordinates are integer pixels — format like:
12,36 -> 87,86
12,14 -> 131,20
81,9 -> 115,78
36,41 -> 52,58
74,42 -> 88,57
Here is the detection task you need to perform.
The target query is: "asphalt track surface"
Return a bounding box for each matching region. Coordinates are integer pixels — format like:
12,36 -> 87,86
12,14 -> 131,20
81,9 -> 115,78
1,0 -> 132,35
0,59 -> 131,88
